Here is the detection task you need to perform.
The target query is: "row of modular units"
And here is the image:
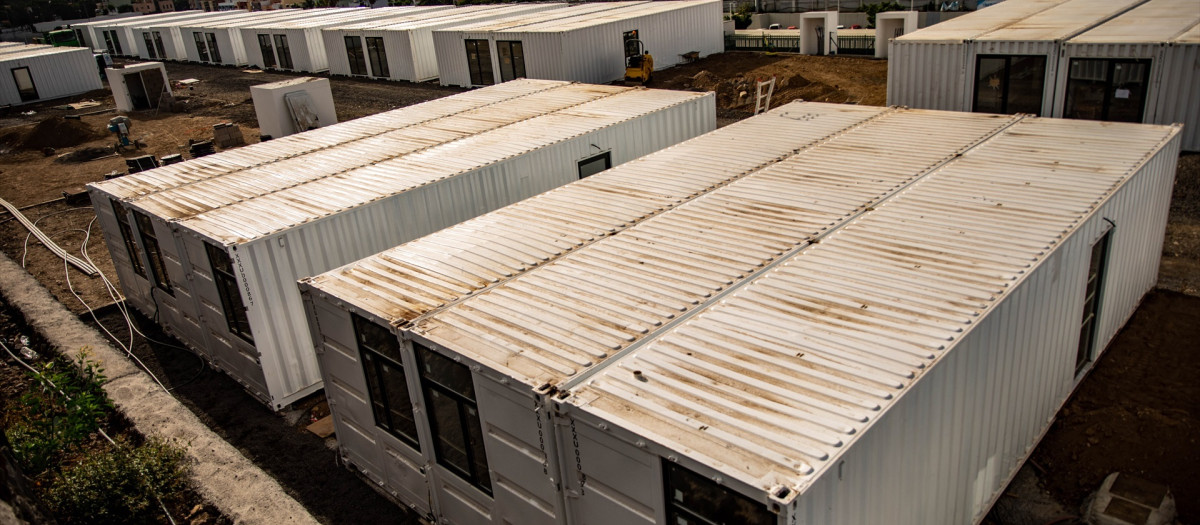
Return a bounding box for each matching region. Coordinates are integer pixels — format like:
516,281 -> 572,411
238,6 -> 454,72
1,45 -> 103,106
322,3 -> 567,82
888,0 -> 1200,150
434,0 -> 723,87
300,102 -> 1181,525
130,9 -> 257,61
180,9 -> 312,66
88,79 -> 716,410
86,11 -> 219,58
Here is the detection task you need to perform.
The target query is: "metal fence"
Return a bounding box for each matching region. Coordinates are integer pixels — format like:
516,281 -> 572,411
834,34 -> 874,55
725,34 -> 802,52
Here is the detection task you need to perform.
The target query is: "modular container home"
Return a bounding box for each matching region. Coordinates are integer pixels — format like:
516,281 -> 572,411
888,0 -> 1199,150
1,45 -> 103,106
432,2 -> 648,88
323,4 -> 566,82
91,11 -> 214,57
237,6 -> 452,72
88,79 -> 715,410
179,9 -> 308,66
132,10 -> 250,61
300,102 -> 1180,525
436,0 -> 722,87
107,62 -> 172,111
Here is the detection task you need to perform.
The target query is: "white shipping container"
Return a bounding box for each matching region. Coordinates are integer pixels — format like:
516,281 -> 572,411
301,103 -> 1180,525
323,4 -> 566,82
432,2 -> 649,89
0,45 -> 103,106
89,80 -> 716,410
439,0 -> 723,87
93,11 -> 209,57
132,10 -> 250,61
238,7 -> 451,73
889,0 -> 1197,150
179,9 -> 308,66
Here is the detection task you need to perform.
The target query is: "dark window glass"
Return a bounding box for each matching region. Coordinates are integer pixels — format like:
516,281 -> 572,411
112,31 -> 123,55
143,32 -> 156,58
365,37 -> 388,78
496,40 -> 525,82
205,33 -> 221,63
1076,230 -> 1112,374
1064,58 -> 1151,123
345,36 -> 367,76
464,39 -> 493,86
103,30 -> 117,55
132,211 -> 172,295
274,34 -> 293,70
577,151 -> 611,179
111,200 -> 146,278
973,55 -> 1046,115
257,34 -> 276,69
417,343 -> 491,495
353,314 -> 420,449
152,31 -> 166,59
205,243 -> 253,343
10,67 -> 38,102
193,32 -> 210,62
663,460 -> 776,525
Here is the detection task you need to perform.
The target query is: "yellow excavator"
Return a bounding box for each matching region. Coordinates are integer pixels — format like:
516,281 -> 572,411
623,30 -> 653,85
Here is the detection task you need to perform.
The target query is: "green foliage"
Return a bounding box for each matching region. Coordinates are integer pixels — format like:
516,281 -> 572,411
861,1 -> 905,28
731,2 -> 754,30
4,349 -> 111,476
46,437 -> 190,525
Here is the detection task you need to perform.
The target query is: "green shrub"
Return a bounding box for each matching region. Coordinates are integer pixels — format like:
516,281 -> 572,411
861,1 -> 905,28
731,2 -> 754,29
4,349 -> 111,476
47,437 -> 190,525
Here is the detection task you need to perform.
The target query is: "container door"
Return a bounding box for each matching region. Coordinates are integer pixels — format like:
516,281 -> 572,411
10,67 -> 38,102
142,32 -> 156,58
273,34 -> 293,70
257,34 -> 276,68
124,71 -> 150,110
345,36 -> 367,76
152,31 -> 166,59
193,32 -> 210,62
464,39 -> 493,86
496,40 -> 525,82
365,36 -> 388,78
205,33 -> 221,63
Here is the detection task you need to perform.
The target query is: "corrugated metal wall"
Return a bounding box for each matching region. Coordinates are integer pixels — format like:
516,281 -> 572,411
0,47 -> 102,106
1155,43 -> 1199,151
887,41 -> 968,111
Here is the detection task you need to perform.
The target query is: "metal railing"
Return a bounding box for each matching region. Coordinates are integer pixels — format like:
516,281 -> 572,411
725,34 -> 802,52
835,34 -> 874,55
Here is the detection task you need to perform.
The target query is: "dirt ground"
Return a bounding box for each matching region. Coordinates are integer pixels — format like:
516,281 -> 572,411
0,52 -> 1197,524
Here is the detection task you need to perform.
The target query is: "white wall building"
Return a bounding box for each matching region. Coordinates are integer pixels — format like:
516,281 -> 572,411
888,0 -> 1200,150
301,102 -> 1181,525
323,4 -> 565,82
179,9 -> 308,66
88,79 -> 715,410
1,45 -> 103,106
237,6 -> 451,72
131,10 -> 251,61
435,0 -> 722,87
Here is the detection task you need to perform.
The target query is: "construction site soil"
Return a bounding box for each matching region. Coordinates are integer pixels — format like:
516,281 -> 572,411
0,53 -> 1197,524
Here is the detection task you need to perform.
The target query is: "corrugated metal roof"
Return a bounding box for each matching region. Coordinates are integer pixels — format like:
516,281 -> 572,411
440,2 -> 647,33
180,9 -> 307,29
896,0 -> 1069,41
305,102 -> 1177,496
564,115 -> 1177,496
235,7 -> 405,30
93,79 -> 571,202
1069,0 -> 1200,43
0,44 -> 92,61
1174,22 -> 1200,43
505,0 -> 716,33
93,10 -> 207,28
327,5 -> 525,31
176,86 -> 708,244
974,0 -> 1143,41
141,10 -> 254,28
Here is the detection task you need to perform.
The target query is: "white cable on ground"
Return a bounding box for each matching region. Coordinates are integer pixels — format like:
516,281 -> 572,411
20,207 -> 91,269
1,197 -> 97,275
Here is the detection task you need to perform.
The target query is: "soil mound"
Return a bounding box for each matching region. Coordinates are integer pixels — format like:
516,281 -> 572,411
3,117 -> 106,150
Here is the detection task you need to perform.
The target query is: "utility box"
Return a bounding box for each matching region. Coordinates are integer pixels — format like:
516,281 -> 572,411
106,62 -> 172,112
249,76 -> 336,139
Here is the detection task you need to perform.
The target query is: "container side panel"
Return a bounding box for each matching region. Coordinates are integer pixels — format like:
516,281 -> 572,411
887,41 -> 967,111
1155,44 -> 1199,151
475,377 -> 559,525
